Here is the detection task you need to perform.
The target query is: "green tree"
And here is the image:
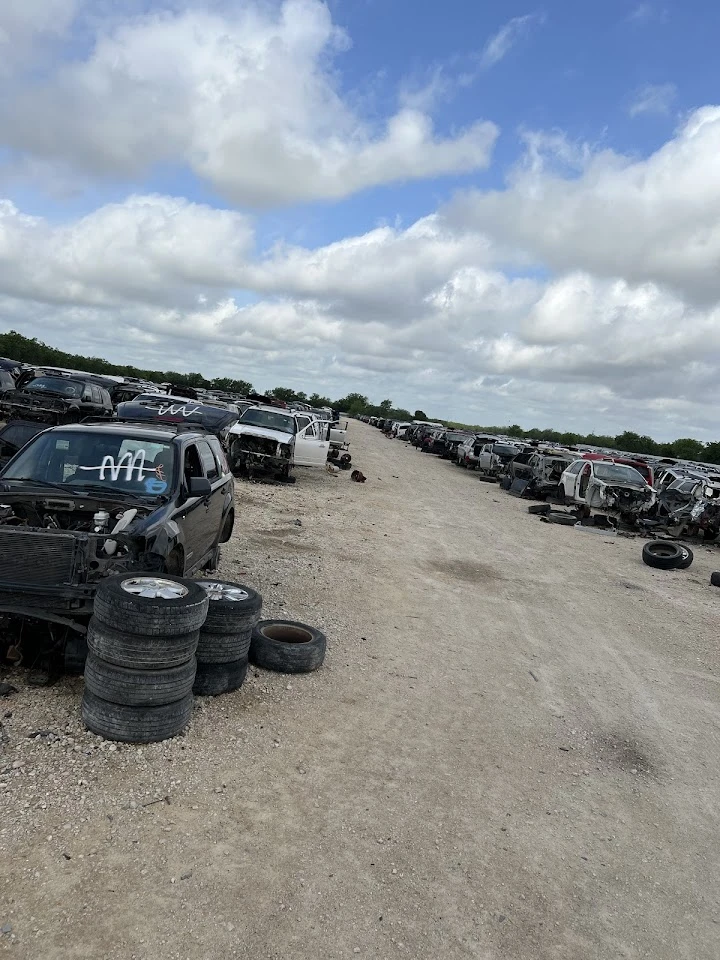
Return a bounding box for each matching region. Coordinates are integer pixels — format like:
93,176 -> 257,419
702,442 -> 720,464
308,392 -> 332,407
414,409 -> 428,420
271,387 -> 298,402
672,438 -> 706,461
379,399 -> 392,413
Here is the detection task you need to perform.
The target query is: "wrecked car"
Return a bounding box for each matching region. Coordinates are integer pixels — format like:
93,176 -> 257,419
652,475 -> 720,540
476,441 -> 523,479
560,459 -> 655,521
116,393 -> 239,441
0,420 -> 47,468
0,421 -> 235,640
227,405 -> 330,478
506,450 -> 577,498
0,374 -> 113,425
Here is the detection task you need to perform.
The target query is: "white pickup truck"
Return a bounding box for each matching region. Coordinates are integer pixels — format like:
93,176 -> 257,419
228,405 -> 330,478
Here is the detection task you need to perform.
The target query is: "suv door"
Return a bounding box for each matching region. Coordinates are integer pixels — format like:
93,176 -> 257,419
293,419 -> 330,467
196,438 -> 225,546
173,442 -> 212,571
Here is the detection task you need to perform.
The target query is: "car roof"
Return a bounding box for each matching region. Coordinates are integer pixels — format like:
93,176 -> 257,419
51,422 -> 200,442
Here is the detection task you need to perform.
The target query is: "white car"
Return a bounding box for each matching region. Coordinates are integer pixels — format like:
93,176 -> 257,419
560,459 -> 656,518
228,405 -> 330,478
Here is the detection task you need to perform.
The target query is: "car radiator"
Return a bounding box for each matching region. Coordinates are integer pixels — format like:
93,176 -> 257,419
0,529 -> 77,586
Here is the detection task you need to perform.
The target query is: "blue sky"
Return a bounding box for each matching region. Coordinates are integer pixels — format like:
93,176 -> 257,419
1,1 -> 720,439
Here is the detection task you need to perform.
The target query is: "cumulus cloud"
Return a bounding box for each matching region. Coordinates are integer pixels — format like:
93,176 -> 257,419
628,82 -> 677,117
446,107 -> 720,304
0,0 -> 497,205
479,13 -> 544,70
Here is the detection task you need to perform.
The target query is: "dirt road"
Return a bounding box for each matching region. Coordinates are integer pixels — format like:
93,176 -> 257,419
2,421 -> 719,959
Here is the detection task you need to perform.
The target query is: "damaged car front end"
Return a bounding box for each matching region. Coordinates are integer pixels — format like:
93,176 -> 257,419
583,462 -> 656,521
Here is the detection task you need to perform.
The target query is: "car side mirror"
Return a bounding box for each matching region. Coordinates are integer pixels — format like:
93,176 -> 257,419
189,477 -> 211,497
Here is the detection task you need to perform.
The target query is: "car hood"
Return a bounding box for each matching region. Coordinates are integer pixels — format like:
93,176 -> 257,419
227,423 -> 294,444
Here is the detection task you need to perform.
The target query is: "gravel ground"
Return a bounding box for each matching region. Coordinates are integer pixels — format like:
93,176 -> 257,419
1,421 -> 719,959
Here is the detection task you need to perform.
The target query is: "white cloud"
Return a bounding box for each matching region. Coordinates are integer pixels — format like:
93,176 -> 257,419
629,82 -> 677,117
0,0 -> 498,205
479,13 -> 544,71
446,107 -> 720,304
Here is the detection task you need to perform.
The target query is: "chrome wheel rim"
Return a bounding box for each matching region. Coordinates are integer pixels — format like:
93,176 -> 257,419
120,577 -> 189,600
197,581 -> 250,602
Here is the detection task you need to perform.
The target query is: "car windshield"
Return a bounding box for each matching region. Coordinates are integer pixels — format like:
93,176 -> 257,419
24,377 -> 85,398
594,463 -> 646,484
494,444 -> 520,457
1,430 -> 176,497
239,408 -> 295,433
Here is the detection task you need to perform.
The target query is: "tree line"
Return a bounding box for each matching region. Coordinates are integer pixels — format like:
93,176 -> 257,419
1,330 -> 718,463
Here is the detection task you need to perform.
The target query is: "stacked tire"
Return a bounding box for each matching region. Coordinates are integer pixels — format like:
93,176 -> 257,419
193,581 -> 263,696
82,575 -> 209,743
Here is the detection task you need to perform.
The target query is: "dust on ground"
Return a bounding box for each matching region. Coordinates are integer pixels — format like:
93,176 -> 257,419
1,422 -> 719,959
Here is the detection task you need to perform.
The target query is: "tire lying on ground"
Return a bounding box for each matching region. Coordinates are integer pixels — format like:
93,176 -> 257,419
641,540 -> 686,570
528,503 -> 551,515
542,512 -> 577,526
250,620 -> 326,673
196,581 -> 262,634
84,651 -> 196,707
93,575 -> 209,636
711,572 -> 720,587
193,659 -> 248,697
196,630 -> 252,664
82,689 -> 193,743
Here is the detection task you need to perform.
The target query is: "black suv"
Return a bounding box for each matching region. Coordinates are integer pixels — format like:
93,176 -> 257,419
0,421 -> 235,626
0,374 -> 113,424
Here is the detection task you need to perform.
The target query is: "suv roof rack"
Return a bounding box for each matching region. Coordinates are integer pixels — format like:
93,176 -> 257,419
80,416 -> 210,434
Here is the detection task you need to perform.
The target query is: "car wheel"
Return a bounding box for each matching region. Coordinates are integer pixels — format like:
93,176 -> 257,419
250,620 -> 326,673
220,511 -> 234,543
641,541 -> 685,570
195,580 -> 263,634
528,503 -> 551,515
82,689 -> 193,743
93,574 -> 209,637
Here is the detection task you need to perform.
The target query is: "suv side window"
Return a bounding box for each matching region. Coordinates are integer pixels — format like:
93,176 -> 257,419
196,439 -> 219,481
183,444 -> 203,487
91,385 -> 103,404
207,436 -> 229,476
296,415 -> 311,432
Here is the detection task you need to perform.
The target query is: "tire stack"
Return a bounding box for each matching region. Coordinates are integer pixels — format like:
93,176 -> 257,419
193,580 -> 263,696
82,575 -> 209,743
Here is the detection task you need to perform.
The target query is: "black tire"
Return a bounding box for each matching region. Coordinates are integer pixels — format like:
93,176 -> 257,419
250,620 -> 326,673
87,618 -> 199,670
220,511 -> 234,543
84,651 -> 196,706
81,689 -> 193,743
193,658 -> 248,696
196,629 -> 252,664
195,581 -> 262,633
93,574 -> 209,637
528,503 -> 551,515
676,546 -> 694,570
642,541 -> 685,570
711,572 -> 720,587
544,513 -> 577,526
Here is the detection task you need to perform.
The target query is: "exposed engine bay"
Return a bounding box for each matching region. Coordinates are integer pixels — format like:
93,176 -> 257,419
229,435 -> 292,474
0,495 -> 145,537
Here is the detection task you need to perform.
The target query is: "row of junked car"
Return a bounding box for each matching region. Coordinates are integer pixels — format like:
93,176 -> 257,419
0,357 -> 351,678
367,417 -> 720,541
